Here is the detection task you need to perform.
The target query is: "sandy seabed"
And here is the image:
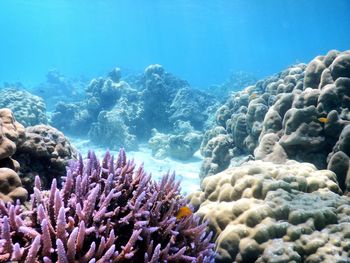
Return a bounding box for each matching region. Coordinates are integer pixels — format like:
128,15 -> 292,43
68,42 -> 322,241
70,138 -> 202,195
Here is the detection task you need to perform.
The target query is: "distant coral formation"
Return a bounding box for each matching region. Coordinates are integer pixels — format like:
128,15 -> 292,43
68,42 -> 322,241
189,160 -> 350,262
0,88 -> 47,127
0,149 -> 214,262
51,65 -> 218,155
200,50 -> 350,189
149,121 -> 203,160
0,108 -> 27,203
31,69 -> 86,110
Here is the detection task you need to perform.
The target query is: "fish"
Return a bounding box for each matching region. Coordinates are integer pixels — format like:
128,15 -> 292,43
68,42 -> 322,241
249,93 -> 258,100
318,117 -> 329,123
176,206 -> 192,220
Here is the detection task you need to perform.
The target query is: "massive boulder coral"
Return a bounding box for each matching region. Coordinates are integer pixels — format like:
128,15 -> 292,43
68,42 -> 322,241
13,125 -> 77,191
0,88 -> 47,127
189,160 -> 350,262
256,50 -> 350,188
201,50 -> 350,180
0,108 -> 27,203
200,63 -> 306,178
327,124 -> 350,192
0,149 -> 214,262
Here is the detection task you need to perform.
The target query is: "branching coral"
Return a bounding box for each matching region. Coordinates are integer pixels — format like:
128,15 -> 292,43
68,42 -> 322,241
0,149 -> 214,262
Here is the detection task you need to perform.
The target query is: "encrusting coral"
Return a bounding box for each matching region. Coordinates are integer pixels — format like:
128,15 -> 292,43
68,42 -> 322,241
0,149 -> 214,262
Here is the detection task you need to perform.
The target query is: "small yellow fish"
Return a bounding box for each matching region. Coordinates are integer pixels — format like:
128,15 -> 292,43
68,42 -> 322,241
176,206 -> 192,220
318,117 -> 329,123
249,93 -> 258,100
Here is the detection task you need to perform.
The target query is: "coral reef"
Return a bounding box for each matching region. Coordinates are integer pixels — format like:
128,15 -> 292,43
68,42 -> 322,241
0,149 -> 214,262
88,103 -> 139,150
0,108 -> 27,203
52,65 -> 217,150
13,125 -> 77,192
201,50 -> 350,181
168,88 -> 218,131
205,71 -> 257,101
0,88 -> 47,127
32,69 -> 87,111
189,160 -> 350,262
149,121 -> 203,160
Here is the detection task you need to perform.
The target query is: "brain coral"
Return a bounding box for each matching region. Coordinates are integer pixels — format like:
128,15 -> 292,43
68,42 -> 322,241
0,88 -> 47,127
189,160 -> 350,263
0,108 -> 27,203
0,149 -> 214,262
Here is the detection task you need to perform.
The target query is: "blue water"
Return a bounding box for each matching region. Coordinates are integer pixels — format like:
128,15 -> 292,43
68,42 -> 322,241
0,0 -> 349,87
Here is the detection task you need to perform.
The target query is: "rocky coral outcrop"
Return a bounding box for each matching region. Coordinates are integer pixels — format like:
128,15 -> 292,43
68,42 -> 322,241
148,121 -> 203,160
169,87 -> 218,130
201,50 -> 350,182
88,101 -> 139,150
52,65 -> 218,150
189,160 -> 350,262
13,125 -> 77,191
0,108 -> 27,202
0,88 -> 47,127
200,63 -> 306,178
32,69 -> 86,111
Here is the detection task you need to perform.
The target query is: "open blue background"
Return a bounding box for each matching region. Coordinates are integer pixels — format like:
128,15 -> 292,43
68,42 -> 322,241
0,0 -> 349,87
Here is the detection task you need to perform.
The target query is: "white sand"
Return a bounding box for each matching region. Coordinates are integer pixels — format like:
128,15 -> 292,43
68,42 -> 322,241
70,138 -> 202,195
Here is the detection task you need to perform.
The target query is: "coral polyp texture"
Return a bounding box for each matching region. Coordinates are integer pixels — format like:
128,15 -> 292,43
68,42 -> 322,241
13,124 -> 78,192
0,149 -> 214,262
200,50 -> 350,187
0,108 -> 27,203
189,160 -> 350,262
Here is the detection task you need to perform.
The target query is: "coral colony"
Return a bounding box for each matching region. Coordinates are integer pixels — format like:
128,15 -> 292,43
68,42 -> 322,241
0,150 -> 214,262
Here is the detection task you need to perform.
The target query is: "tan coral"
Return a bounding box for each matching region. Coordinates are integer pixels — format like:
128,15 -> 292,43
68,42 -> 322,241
14,124 -> 77,191
0,108 -> 27,202
189,161 -> 350,262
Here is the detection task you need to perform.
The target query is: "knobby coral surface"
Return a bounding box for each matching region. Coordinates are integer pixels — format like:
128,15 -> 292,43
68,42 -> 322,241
0,88 -> 47,127
0,149 -> 214,262
0,108 -> 27,203
201,49 -> 350,184
13,124 -> 78,192
189,160 -> 350,263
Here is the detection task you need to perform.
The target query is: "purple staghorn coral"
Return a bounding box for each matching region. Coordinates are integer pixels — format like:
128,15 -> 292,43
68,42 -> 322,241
0,149 -> 214,262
